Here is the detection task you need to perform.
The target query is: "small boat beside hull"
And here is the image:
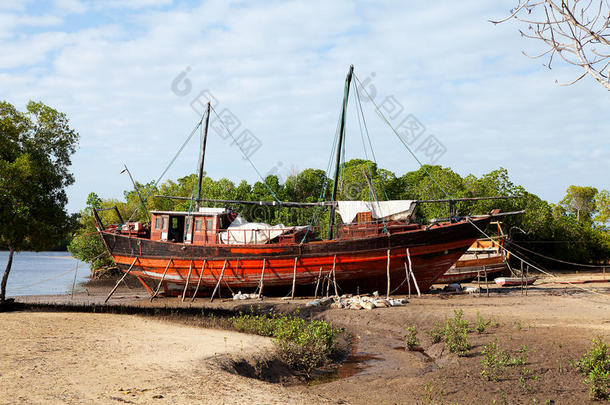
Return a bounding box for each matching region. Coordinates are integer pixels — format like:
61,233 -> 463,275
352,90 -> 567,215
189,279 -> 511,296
494,276 -> 537,287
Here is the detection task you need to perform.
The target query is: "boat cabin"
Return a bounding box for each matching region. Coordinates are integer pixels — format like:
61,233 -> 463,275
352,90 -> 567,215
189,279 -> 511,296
149,208 -> 236,244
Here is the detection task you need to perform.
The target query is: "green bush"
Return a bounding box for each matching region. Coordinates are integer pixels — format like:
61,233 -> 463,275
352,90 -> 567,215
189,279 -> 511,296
480,338 -> 509,381
444,309 -> 471,356
426,321 -> 444,344
576,337 -> 610,400
405,326 -> 419,350
230,310 -> 340,378
475,312 -> 487,334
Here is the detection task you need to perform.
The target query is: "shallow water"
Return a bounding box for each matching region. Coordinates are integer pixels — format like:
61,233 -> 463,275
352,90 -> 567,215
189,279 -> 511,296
0,251 -> 91,296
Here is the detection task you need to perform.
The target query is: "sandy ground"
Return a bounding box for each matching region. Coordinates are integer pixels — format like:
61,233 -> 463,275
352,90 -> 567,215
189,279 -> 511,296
5,272 -> 610,404
0,312 -> 328,404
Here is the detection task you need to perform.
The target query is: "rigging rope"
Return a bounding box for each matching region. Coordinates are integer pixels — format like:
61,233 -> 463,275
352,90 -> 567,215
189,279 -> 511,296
508,241 -> 609,269
210,105 -> 281,204
352,72 -> 452,200
124,117 -> 204,224
467,218 -> 608,297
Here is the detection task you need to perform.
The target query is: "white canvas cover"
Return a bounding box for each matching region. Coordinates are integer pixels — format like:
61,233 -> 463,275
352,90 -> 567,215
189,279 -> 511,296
219,215 -> 309,245
336,200 -> 416,223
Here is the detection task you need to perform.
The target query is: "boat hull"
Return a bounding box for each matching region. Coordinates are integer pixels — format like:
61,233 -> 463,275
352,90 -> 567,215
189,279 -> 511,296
101,217 -> 492,296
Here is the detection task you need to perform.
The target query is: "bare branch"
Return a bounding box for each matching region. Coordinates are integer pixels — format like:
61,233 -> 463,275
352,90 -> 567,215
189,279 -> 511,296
493,0 -> 610,89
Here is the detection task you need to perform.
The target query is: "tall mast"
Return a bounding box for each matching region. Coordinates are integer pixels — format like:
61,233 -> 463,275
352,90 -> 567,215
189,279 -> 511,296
327,65 -> 354,240
195,102 -> 211,210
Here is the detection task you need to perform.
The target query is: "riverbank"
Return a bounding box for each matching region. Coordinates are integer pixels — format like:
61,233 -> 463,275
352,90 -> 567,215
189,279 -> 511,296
4,273 -> 610,404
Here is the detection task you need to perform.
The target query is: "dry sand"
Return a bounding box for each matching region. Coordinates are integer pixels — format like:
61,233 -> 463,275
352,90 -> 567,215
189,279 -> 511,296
0,312 -> 327,404
4,273 -> 610,404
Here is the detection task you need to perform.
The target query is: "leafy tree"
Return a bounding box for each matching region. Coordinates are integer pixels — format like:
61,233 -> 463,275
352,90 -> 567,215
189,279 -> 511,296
560,185 -> 598,222
595,190 -> 610,225
0,101 -> 79,301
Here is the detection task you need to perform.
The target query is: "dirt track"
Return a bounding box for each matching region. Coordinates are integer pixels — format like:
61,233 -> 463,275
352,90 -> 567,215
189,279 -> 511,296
5,273 -> 610,404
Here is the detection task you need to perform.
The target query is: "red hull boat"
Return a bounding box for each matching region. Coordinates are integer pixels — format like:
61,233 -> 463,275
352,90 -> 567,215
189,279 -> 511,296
96,66 -> 507,299
99,215 -> 493,296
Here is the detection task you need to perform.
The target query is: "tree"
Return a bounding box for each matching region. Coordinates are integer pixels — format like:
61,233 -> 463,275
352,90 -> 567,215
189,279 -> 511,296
559,185 -> 598,221
0,101 -> 79,301
594,189 -> 610,224
493,1 -> 610,90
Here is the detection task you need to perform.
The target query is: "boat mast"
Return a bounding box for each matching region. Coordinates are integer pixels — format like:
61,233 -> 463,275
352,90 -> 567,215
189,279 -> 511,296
327,65 -> 354,240
195,102 -> 211,210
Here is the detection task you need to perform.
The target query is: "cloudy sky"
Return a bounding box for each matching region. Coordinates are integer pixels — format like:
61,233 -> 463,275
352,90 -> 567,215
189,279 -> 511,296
1,0 -> 609,213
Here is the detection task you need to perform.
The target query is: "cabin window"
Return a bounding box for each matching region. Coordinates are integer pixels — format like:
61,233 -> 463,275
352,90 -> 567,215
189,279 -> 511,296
155,217 -> 162,230
205,218 -> 214,230
195,218 -> 202,231
162,217 -> 167,230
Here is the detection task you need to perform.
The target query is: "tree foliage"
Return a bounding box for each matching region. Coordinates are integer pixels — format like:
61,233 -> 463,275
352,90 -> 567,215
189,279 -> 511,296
0,101 -> 79,300
70,158 -> 610,272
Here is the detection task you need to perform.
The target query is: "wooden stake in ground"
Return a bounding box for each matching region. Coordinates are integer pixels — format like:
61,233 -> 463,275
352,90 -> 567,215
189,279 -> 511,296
526,264 -> 529,296
181,260 -> 193,302
290,257 -> 298,299
257,258 -> 266,297
151,259 -> 172,302
386,249 -> 391,299
521,260 -> 524,295
105,257 -> 138,304
484,265 -> 489,297
210,260 -> 227,302
332,254 -> 339,297
314,267 -> 322,299
406,248 -> 420,297
404,262 -> 411,298
190,259 -> 206,303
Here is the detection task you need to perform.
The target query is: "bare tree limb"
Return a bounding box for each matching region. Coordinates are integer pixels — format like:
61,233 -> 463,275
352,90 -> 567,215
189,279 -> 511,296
494,0 -> 610,89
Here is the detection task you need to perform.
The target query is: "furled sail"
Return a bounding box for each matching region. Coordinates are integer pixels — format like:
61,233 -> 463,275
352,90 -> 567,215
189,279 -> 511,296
336,200 -> 416,223
219,215 -> 309,245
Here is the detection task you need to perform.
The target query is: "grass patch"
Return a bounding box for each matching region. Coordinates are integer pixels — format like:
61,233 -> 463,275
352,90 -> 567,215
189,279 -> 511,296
230,309 -> 341,378
575,337 -> 610,400
405,326 -> 419,350
444,309 -> 471,356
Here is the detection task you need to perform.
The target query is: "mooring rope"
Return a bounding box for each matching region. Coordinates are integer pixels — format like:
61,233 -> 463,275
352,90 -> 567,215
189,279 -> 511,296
467,218 -> 608,297
509,241 -> 609,269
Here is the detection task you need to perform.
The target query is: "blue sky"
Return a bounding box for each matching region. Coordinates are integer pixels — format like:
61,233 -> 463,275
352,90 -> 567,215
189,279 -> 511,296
1,0 -> 609,213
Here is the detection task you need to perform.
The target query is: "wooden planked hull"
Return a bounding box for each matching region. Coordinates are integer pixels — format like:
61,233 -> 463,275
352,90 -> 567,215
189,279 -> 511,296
434,262 -> 508,284
101,216 -> 491,295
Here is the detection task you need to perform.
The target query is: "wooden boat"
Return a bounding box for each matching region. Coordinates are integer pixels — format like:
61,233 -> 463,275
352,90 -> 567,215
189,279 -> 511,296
494,276 -> 537,287
434,234 -> 509,284
95,66 -> 506,298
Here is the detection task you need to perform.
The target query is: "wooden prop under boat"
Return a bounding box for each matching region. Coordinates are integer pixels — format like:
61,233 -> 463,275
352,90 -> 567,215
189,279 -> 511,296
494,276 -> 538,287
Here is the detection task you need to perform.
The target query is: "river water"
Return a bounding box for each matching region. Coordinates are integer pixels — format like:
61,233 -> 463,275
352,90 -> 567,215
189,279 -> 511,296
0,251 -> 91,297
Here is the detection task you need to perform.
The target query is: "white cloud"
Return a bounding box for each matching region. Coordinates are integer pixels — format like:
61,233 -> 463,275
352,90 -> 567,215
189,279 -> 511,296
0,0 -> 608,212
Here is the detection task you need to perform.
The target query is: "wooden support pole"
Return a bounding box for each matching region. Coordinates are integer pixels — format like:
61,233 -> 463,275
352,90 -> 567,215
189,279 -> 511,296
332,255 -> 339,298
525,265 -> 529,296
477,270 -> 481,294
151,259 -> 172,302
257,259 -> 266,297
181,260 -> 193,302
325,273 -> 330,297
105,257 -> 138,303
136,275 -> 154,296
210,260 -> 227,302
406,248 -> 420,297
386,249 -> 391,299
314,267 -> 322,299
190,260 -> 206,303
484,265 -> 489,297
71,262 -> 79,300
291,257 -> 298,299
604,267 -> 606,280
404,262 -> 411,298
520,260 -> 524,295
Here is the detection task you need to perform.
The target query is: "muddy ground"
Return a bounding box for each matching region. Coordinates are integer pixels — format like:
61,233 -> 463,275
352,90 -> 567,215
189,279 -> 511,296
8,273 -> 610,404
